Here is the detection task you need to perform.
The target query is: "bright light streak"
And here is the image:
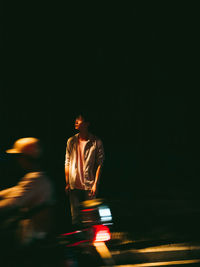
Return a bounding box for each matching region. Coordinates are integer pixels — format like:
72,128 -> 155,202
114,259 -> 200,266
93,241 -> 115,266
94,230 -> 111,242
98,206 -> 112,222
93,225 -> 111,242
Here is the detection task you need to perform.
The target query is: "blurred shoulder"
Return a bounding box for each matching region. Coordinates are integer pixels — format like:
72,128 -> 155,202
23,172 -> 49,181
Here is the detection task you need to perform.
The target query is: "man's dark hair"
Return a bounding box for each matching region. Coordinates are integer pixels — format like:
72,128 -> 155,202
75,113 -> 91,124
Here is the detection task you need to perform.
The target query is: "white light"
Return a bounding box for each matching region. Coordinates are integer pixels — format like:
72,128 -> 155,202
101,216 -> 112,222
98,206 -> 112,222
94,230 -> 111,242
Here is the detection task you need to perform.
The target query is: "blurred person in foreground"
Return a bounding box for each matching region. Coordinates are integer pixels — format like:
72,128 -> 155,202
65,114 -> 104,227
0,137 -> 55,246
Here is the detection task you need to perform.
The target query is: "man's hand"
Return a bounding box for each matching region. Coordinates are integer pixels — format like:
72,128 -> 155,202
65,184 -> 70,194
90,183 -> 97,197
65,166 -> 70,194
90,165 -> 101,198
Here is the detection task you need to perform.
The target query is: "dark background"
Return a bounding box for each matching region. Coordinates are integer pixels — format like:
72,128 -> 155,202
1,3 -> 200,232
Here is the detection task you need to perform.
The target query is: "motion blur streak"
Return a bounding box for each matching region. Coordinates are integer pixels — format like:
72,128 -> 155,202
114,258 -> 200,266
61,230 -> 81,236
93,241 -> 115,266
137,243 -> 200,252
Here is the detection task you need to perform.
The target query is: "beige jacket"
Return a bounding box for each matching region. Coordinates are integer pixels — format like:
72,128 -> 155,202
0,172 -> 54,244
65,133 -> 104,190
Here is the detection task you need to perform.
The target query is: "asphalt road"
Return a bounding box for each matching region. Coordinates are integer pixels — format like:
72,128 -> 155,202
93,228 -> 199,267
100,196 -> 200,266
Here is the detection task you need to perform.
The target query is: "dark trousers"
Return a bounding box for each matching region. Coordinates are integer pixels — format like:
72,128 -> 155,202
69,189 -> 94,226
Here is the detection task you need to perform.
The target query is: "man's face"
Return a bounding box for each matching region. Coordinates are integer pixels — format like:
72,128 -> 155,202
75,117 -> 87,131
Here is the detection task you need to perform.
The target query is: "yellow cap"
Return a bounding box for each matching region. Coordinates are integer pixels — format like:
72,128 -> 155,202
6,137 -> 41,158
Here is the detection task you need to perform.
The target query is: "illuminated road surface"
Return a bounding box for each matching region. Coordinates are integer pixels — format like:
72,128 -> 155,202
102,235 -> 200,266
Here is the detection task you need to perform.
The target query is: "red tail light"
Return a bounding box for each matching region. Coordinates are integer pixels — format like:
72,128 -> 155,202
92,225 -> 111,242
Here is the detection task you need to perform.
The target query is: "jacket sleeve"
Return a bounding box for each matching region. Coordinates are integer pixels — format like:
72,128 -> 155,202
65,138 -> 71,167
0,174 -> 39,211
96,139 -> 105,166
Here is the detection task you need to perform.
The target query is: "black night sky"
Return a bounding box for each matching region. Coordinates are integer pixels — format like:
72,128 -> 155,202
1,3 -> 200,230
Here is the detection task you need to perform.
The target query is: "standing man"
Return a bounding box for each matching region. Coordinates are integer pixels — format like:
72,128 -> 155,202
65,114 -> 104,226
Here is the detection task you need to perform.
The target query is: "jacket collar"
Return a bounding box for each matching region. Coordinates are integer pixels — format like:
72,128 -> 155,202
74,133 -> 94,143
